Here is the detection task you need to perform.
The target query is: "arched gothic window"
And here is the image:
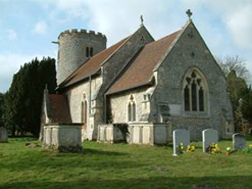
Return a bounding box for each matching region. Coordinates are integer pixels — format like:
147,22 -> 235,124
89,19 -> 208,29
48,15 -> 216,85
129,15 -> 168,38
128,95 -> 136,121
81,93 -> 88,123
183,69 -> 208,112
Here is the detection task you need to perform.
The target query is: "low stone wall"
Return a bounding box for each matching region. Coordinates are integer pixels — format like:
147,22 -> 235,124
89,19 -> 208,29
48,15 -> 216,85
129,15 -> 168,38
43,124 -> 83,152
97,123 -> 172,145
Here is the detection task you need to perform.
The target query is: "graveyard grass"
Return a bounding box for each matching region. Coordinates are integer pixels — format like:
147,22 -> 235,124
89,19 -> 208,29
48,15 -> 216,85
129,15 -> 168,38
1,137 -> 252,189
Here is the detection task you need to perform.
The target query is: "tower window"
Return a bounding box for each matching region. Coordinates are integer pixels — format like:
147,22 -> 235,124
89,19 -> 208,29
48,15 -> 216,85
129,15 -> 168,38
86,47 -> 89,57
183,69 -> 208,112
90,47 -> 93,57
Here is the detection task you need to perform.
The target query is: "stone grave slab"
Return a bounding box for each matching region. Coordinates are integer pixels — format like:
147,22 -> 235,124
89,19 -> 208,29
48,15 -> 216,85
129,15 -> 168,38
173,129 -> 190,156
202,129 -> 218,153
233,133 -> 246,150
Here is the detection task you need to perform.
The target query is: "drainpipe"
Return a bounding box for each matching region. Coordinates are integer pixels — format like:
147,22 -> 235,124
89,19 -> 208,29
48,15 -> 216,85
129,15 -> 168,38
104,93 -> 107,124
89,76 -> 91,114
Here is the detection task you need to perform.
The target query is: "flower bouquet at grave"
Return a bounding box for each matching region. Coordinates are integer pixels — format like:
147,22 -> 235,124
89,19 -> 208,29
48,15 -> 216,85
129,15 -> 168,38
206,143 -> 221,154
178,143 -> 184,154
225,147 -> 232,156
186,145 -> 196,153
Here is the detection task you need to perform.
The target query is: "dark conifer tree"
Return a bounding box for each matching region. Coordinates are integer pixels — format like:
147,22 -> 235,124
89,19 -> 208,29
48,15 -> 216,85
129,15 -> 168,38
4,57 -> 56,137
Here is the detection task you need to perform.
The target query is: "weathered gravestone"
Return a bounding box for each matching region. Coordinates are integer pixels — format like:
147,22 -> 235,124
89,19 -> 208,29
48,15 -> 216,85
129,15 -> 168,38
202,129 -> 218,153
173,129 -> 190,156
0,127 -> 8,143
232,133 -> 246,150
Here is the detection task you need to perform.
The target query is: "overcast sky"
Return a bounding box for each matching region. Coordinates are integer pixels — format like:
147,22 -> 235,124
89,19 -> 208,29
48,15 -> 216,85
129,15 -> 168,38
0,0 -> 252,92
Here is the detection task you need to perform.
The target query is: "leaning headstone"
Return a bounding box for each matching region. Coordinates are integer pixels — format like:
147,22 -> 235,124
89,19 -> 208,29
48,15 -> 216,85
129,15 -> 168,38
173,129 -> 190,156
0,127 -> 8,143
202,129 -> 218,153
233,133 -> 246,150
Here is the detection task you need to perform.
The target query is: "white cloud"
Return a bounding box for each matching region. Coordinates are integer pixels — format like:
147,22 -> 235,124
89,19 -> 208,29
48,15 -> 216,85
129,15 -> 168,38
32,20 -> 48,35
8,29 -> 17,41
224,5 -> 252,50
207,0 -> 252,50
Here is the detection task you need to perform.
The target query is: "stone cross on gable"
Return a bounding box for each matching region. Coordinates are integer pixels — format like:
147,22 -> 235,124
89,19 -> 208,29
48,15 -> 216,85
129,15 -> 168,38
140,15 -> 144,26
186,9 -> 193,20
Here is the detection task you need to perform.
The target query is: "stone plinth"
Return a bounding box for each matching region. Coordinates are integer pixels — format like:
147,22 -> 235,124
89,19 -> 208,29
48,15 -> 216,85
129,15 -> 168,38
97,123 -> 171,145
43,124 -> 83,152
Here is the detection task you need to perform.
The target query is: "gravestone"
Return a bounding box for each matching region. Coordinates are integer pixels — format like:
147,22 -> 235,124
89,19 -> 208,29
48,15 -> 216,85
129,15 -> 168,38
0,127 -> 8,143
173,129 -> 190,156
202,129 -> 218,153
233,133 -> 246,150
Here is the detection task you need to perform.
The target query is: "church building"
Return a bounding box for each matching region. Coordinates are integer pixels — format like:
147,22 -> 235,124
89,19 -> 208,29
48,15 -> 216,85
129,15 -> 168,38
42,12 -> 234,145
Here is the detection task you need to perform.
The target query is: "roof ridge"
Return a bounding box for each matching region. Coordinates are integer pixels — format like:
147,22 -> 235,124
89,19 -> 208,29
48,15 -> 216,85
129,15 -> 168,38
100,25 -> 153,66
152,29 -> 181,43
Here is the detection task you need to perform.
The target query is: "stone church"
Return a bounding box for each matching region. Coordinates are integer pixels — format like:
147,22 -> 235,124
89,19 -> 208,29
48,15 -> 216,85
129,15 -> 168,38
42,14 -> 234,145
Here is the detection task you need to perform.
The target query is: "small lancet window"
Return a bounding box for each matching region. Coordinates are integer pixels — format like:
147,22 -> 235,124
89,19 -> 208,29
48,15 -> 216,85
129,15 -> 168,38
183,69 -> 208,112
128,95 -> 136,122
128,103 -> 132,121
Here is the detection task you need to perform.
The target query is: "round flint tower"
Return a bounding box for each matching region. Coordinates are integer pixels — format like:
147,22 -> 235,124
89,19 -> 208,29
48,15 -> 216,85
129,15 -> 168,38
56,29 -> 107,85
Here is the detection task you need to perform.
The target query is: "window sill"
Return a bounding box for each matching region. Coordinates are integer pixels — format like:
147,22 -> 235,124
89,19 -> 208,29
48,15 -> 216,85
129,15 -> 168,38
183,111 -> 210,118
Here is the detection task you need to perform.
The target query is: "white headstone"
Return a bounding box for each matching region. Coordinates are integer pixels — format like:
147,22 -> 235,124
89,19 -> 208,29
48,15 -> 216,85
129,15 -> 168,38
0,127 -> 8,143
173,129 -> 190,156
202,129 -> 218,153
233,133 -> 246,150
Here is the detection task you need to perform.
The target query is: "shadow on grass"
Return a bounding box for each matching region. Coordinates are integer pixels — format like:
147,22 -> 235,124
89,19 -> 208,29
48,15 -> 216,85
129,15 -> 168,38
83,148 -> 127,156
0,176 -> 251,189
0,147 -> 141,172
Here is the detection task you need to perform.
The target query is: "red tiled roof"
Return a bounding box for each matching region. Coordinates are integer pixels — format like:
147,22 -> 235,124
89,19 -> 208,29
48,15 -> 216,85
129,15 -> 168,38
106,30 -> 181,94
48,94 -> 72,123
61,36 -> 130,88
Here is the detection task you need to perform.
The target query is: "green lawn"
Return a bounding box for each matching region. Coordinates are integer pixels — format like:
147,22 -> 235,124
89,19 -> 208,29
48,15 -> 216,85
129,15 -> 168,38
0,138 -> 252,189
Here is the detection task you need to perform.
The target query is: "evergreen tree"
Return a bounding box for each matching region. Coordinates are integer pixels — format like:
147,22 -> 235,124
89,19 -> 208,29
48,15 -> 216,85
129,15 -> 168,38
0,93 -> 4,126
241,86 -> 252,124
4,57 -> 56,137
226,70 -> 248,132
